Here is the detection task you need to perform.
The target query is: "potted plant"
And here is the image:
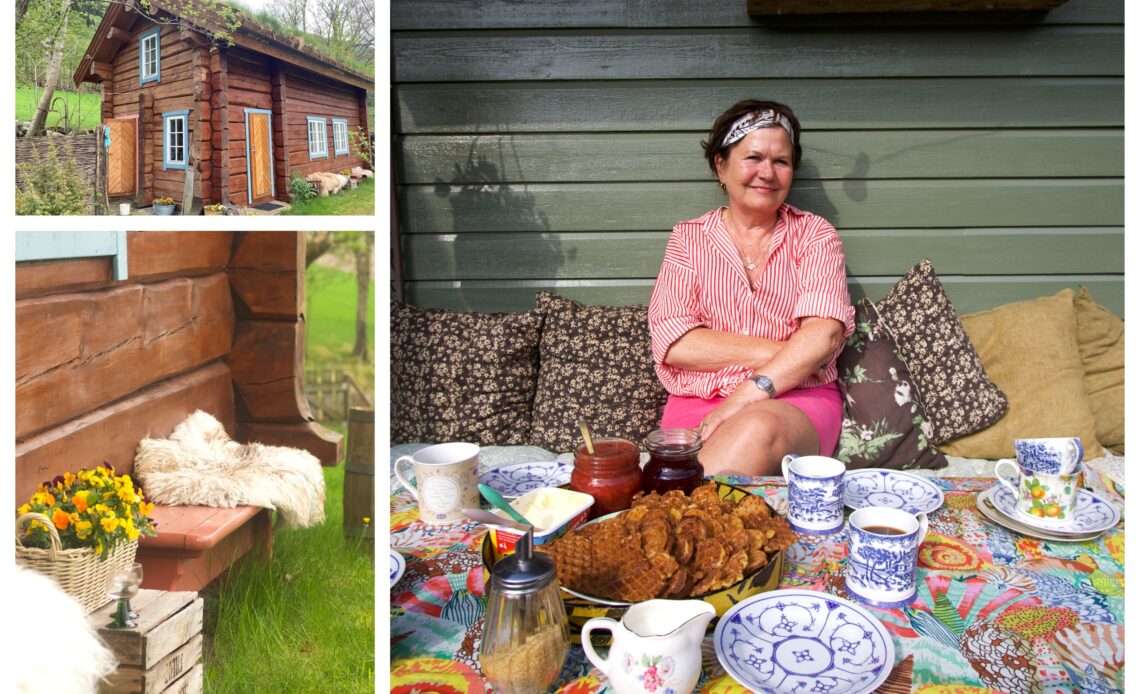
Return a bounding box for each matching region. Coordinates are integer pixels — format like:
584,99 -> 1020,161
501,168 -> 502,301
15,463 -> 157,611
153,197 -> 176,215
343,168 -> 358,189
204,203 -> 227,216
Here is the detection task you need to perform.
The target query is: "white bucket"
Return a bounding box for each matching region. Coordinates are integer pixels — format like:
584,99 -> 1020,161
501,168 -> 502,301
119,203 -> 131,216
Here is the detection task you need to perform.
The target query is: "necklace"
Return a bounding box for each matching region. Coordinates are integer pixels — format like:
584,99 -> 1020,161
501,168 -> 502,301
723,209 -> 771,273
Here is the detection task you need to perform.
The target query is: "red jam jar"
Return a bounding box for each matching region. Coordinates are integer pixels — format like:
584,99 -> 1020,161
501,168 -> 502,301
642,428 -> 703,496
571,438 -> 643,519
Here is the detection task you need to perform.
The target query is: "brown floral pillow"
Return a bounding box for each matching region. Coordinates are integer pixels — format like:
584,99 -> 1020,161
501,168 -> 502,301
390,301 -> 543,445
874,259 -> 1008,444
528,291 -> 669,453
835,300 -> 948,470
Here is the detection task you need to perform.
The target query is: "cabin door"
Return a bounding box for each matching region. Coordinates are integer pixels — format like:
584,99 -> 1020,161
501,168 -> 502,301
245,109 -> 274,205
104,118 -> 137,197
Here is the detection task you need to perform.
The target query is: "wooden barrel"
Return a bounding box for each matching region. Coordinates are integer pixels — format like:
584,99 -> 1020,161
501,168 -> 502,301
343,407 -> 374,546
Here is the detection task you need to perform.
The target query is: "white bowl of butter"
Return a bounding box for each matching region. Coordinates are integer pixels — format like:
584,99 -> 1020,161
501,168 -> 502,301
486,487 -> 595,554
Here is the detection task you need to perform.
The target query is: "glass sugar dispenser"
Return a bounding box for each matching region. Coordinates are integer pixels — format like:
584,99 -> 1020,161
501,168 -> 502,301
480,527 -> 569,693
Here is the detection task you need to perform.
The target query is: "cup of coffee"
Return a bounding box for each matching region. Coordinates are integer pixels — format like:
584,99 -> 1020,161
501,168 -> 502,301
995,458 -> 1082,525
845,506 -> 928,608
1013,437 -> 1083,475
394,443 -> 481,525
781,454 -> 846,534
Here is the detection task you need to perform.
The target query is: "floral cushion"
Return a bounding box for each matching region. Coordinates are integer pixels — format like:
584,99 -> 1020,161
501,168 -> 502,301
390,301 -> 543,445
874,259 -> 1008,444
835,300 -> 948,470
528,291 -> 669,453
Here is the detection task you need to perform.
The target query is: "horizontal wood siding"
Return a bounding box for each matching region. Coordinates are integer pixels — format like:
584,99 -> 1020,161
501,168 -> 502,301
224,49 -> 274,206
283,67 -> 367,178
393,0 -> 1124,317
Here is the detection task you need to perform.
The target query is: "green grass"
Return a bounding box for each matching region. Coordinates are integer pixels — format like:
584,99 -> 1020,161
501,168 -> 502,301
202,257 -> 375,693
283,178 -> 375,216
16,86 -> 102,131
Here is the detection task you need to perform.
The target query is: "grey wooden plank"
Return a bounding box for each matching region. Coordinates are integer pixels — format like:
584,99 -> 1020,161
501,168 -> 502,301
396,130 -> 1124,183
394,27 -> 1121,82
395,78 -> 1123,133
404,276 -> 1123,316
400,179 -> 1124,232
403,228 -> 1125,280
391,0 -> 1120,30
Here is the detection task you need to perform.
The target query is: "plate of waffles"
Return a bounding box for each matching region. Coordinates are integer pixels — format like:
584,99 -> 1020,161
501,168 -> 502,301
479,460 -> 572,499
714,589 -> 895,694
843,469 -> 944,515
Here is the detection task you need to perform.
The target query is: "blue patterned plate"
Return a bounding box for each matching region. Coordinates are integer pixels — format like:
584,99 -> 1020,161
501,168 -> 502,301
390,549 -> 406,589
843,469 -> 944,515
990,484 -> 1120,534
479,460 -> 572,499
714,588 -> 895,694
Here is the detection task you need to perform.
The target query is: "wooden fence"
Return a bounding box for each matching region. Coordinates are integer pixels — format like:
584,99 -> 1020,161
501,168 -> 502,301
304,368 -> 373,427
15,127 -> 106,214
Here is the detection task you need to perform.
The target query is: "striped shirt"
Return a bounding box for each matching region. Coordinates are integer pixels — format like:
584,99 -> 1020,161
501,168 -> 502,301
648,204 -> 855,398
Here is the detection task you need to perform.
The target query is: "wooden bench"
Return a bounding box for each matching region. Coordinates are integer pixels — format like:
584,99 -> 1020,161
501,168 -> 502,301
140,505 -> 273,592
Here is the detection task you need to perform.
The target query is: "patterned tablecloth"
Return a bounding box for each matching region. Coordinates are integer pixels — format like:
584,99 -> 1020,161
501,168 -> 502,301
389,453 -> 1125,694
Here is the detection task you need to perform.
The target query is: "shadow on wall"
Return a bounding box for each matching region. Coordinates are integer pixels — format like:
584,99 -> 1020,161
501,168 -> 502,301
431,137 -> 571,311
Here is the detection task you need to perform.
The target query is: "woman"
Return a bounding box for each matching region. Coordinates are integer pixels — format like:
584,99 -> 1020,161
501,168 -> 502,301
648,99 -> 855,476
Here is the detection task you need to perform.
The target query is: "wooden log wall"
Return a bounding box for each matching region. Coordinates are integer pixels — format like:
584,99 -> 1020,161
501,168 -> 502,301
222,49 -> 274,206
283,67 -> 368,179
15,132 -> 104,210
392,0 -> 1124,317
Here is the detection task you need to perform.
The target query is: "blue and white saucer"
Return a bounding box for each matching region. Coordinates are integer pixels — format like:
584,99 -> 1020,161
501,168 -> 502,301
990,484 -> 1119,534
714,588 -> 895,694
390,549 -> 406,589
479,460 -> 572,499
843,469 -> 944,515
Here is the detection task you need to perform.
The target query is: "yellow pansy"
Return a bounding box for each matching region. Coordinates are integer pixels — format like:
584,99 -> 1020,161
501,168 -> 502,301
73,490 -> 89,513
101,516 -> 119,532
17,503 -> 31,515
75,520 -> 93,540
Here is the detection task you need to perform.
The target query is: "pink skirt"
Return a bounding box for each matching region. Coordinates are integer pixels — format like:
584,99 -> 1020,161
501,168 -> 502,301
660,381 -> 843,457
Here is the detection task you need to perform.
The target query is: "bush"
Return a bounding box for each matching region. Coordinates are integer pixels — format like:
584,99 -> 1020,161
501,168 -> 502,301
290,172 -> 316,202
16,138 -> 90,215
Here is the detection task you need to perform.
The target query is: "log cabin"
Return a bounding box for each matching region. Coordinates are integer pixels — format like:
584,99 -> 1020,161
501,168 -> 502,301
74,0 -> 373,211
15,231 -> 343,591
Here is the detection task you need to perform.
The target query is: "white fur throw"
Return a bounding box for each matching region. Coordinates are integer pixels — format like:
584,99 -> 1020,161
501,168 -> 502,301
134,411 -> 326,528
13,565 -> 117,694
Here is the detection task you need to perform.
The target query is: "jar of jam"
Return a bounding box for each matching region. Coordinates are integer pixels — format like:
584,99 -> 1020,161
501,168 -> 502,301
571,438 -> 643,519
642,428 -> 703,496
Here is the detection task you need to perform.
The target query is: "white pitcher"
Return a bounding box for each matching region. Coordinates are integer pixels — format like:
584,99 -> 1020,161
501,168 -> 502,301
581,599 -> 715,694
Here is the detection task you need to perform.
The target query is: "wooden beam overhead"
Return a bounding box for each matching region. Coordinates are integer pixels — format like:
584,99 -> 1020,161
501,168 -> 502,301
89,60 -> 113,82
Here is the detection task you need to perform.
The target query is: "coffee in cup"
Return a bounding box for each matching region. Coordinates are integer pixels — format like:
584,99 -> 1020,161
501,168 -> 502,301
845,506 -> 928,609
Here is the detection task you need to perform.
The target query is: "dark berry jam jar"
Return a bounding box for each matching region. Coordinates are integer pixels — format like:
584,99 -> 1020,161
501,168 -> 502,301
570,438 -> 643,519
642,428 -> 703,496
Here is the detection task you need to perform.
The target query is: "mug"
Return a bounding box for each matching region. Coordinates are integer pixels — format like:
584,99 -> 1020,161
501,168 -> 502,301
845,506 -> 928,609
781,454 -> 845,534
1013,437 -> 1083,475
394,443 -> 481,525
995,459 -> 1082,525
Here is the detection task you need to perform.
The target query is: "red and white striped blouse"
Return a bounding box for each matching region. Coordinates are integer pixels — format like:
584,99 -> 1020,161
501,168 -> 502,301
648,204 -> 856,398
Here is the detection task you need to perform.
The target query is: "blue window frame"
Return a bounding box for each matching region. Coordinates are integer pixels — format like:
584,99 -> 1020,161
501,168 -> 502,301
244,108 -> 276,204
307,116 -> 329,160
139,28 -> 161,85
331,118 -> 349,156
15,231 -> 129,281
163,110 -> 190,170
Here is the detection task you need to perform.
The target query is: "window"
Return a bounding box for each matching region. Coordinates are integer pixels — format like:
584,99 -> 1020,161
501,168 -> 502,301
307,117 -> 328,160
332,118 -> 349,156
15,231 -> 129,281
163,111 -> 189,170
139,28 -> 160,85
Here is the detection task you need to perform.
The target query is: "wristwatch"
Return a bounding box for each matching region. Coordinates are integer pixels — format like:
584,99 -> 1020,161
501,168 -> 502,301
750,374 -> 776,398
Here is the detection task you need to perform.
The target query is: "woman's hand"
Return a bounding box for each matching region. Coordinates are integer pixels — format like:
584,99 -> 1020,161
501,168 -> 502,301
700,380 -> 769,441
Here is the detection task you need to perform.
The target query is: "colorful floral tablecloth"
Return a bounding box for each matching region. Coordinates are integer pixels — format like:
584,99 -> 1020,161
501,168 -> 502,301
390,460 -> 1125,694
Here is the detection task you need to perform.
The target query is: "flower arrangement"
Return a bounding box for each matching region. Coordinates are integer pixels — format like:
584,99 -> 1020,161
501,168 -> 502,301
154,197 -> 175,206
204,203 -> 226,214
17,463 -> 157,560
341,168 -> 352,177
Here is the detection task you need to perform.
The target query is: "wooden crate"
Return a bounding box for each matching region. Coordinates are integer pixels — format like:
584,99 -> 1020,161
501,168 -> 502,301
89,589 -> 204,694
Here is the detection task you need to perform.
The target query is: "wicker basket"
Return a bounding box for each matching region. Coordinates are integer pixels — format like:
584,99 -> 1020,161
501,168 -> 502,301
15,512 -> 138,613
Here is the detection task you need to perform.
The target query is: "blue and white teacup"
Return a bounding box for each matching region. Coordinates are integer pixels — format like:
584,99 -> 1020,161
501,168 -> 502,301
845,506 -> 928,609
1014,437 -> 1083,475
781,454 -> 845,534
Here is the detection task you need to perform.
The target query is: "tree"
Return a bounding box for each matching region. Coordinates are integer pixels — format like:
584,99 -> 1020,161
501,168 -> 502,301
269,0 -> 308,33
25,0 -> 72,138
351,233 -> 373,361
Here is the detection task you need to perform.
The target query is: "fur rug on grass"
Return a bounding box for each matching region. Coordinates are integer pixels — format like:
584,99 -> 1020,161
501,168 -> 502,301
133,411 -> 326,528
13,565 -> 117,694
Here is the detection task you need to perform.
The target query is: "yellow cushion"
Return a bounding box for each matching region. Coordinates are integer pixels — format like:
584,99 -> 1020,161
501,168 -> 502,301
939,289 -> 1103,460
1074,287 -> 1124,452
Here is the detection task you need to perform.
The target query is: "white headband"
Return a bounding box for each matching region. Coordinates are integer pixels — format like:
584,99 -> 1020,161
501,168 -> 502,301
722,109 -> 796,148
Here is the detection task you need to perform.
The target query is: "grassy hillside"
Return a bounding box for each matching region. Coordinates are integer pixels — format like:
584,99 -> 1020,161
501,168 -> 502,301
16,87 -> 101,130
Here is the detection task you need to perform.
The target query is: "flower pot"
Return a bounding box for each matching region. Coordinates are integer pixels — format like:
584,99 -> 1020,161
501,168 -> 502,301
204,210 -> 224,216
119,203 -> 131,216
154,204 -> 175,216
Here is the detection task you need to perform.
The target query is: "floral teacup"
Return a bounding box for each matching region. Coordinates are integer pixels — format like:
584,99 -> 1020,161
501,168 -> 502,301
995,458 -> 1082,525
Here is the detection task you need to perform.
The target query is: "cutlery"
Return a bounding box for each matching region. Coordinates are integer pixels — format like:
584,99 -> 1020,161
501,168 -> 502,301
478,483 -> 532,526
463,507 -> 531,531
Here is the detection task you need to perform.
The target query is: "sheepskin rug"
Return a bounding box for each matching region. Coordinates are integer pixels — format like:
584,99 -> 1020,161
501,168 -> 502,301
134,411 -> 326,528
13,565 -> 117,694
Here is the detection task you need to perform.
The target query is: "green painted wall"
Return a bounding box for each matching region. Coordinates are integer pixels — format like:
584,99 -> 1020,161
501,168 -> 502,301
392,0 -> 1123,316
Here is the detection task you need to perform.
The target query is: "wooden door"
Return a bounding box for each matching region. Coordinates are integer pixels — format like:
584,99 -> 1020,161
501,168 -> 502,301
247,112 -> 273,204
105,118 -> 136,197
